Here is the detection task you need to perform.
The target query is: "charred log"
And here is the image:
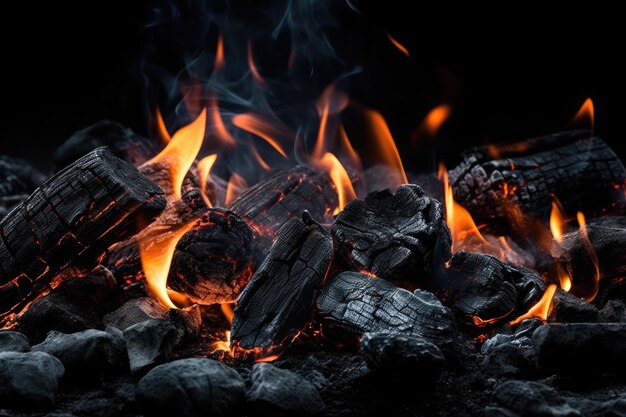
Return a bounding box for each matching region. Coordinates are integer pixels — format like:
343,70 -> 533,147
0,147 -> 166,321
0,156 -> 46,220
435,251 -> 545,329
231,212 -> 332,359
448,130 -> 626,232
332,184 -> 451,283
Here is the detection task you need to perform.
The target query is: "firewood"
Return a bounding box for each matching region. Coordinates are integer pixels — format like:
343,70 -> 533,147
231,212 -> 333,358
0,147 -> 166,321
448,130 -> 626,232
0,156 -> 46,220
332,184 -> 451,283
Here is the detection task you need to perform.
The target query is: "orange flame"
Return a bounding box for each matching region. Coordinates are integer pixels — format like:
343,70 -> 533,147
221,303 -> 234,325
557,263 -> 572,292
386,33 -> 410,57
155,107 -> 171,143
549,200 -> 567,243
363,109 -> 408,185
312,86 -> 349,160
249,145 -> 271,171
510,284 -> 557,325
210,330 -> 232,355
316,152 -> 357,215
572,97 -> 595,133
209,99 -> 236,147
215,35 -> 224,72
232,113 -> 288,158
577,211 -> 601,301
247,41 -> 265,86
197,154 -> 218,207
422,105 -> 452,136
225,173 -> 248,206
255,354 -> 281,363
338,124 -> 362,170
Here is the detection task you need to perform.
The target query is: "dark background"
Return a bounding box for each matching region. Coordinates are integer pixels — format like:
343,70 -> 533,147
1,1 -> 624,172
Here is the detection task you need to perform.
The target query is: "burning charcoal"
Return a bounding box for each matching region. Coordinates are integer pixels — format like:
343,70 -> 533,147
168,209 -> 260,304
228,166 -> 338,250
231,212 -> 332,358
436,252 -> 545,328
0,147 -> 166,323
491,380 -> 583,417
547,289 -> 602,322
103,297 -> 169,331
0,351 -> 64,410
246,363 -> 326,417
448,131 -> 626,233
123,319 -> 182,375
332,184 -> 451,283
136,358 -> 245,417
0,331 -> 30,353
0,155 -> 45,220
532,323 -> 626,375
481,338 -> 537,378
360,332 -> 445,382
317,272 -> 460,360
53,120 -> 159,171
169,304 -> 203,338
32,329 -> 128,383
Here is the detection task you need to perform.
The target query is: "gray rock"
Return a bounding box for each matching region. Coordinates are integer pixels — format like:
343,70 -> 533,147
492,380 -> 582,417
247,363 -> 325,417
137,358 -> 244,417
482,338 -> 537,377
0,351 -> 64,410
360,332 -> 445,381
70,383 -> 136,417
103,297 -> 169,331
0,332 -> 30,353
123,319 -> 182,375
32,329 -> 128,383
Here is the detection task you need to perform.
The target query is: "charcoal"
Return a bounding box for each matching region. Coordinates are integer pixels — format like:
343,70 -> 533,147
0,351 -> 64,410
532,323 -> 626,374
69,383 -> 136,417
168,209 -> 259,304
228,166 -> 338,251
332,184 -> 451,283
54,120 -> 158,171
136,358 -> 245,417
0,155 -> 45,220
0,331 -> 30,353
0,147 -> 166,322
246,362 -> 325,417
231,213 -> 332,358
317,272 -> 460,360
32,329 -> 128,383
169,304 -> 203,338
103,297 -> 168,331
448,130 -> 626,232
436,251 -> 545,328
360,332 -> 445,381
492,380 -> 583,417
123,319 -> 182,375
481,338 -> 537,378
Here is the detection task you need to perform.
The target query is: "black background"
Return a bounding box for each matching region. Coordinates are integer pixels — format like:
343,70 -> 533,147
1,1 -> 624,172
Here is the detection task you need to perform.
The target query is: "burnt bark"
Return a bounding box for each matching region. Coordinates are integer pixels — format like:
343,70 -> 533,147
0,156 -> 46,220
448,130 -> 626,232
332,184 -> 451,283
0,147 -> 166,321
231,212 -> 332,358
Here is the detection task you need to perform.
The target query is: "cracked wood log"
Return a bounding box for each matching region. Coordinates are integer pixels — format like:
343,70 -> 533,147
317,271 -> 461,361
332,184 -> 451,283
231,212 -> 332,359
0,147 -> 166,322
0,156 -> 46,220
448,130 -> 626,233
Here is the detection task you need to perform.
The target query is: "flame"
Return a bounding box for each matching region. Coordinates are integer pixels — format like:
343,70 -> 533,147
155,107 -> 171,143
577,211 -> 601,301
139,221 -> 195,309
510,284 -> 557,325
221,303 -> 234,325
225,173 -> 248,206
247,41 -> 265,86
485,142 -> 530,160
146,109 -> 207,200
386,33 -> 410,57
215,35 -> 224,72
557,263 -> 572,292
232,113 -> 288,158
209,99 -> 236,147
255,354 -> 281,363
363,109 -> 408,185
210,330 -> 231,355
549,200 -> 567,243
572,98 -> 595,133
338,124 -> 361,170
197,154 -> 218,207
312,86 -> 349,160
314,152 -> 357,215
422,105 -> 452,136
249,145 -> 271,171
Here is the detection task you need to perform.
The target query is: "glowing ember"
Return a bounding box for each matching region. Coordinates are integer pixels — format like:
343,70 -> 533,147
386,33 -> 410,57
231,113 -> 288,158
577,211 -> 601,301
155,107 -> 171,143
197,154 -> 218,207
510,284 -> 557,325
572,97 -> 595,133
549,200 -> 567,243
225,173 -> 248,206
363,109 -> 408,186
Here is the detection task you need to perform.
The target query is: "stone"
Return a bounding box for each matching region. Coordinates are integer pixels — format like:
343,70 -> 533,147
0,331 -> 30,353
123,319 -> 182,375
70,383 -> 136,417
103,297 -> 168,331
0,351 -> 64,410
32,329 -> 128,383
360,332 -> 445,382
247,363 -> 325,417
137,358 -> 245,417
482,338 -> 537,378
492,380 -> 582,417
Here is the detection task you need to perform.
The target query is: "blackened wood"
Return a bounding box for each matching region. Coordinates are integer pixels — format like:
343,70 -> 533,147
54,121 -> 159,171
436,251 -> 545,329
0,147 -> 166,320
332,184 -> 451,283
317,271 -> 460,359
168,209 -> 260,304
231,212 -> 332,358
0,156 -> 46,220
448,130 -> 626,231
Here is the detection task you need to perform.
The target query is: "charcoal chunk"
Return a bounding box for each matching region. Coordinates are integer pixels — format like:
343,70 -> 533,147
0,331 -> 30,353
482,339 -> 537,378
123,319 -> 182,375
103,297 -> 168,331
0,155 -> 45,220
492,380 -> 582,417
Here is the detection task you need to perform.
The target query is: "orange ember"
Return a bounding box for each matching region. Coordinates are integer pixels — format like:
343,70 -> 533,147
197,154 -> 218,207
577,211 -> 601,301
225,173 -> 248,206
510,284 -> 557,325
386,33 -> 410,57
572,97 -> 595,133
363,109 -> 408,186
232,113 -> 288,158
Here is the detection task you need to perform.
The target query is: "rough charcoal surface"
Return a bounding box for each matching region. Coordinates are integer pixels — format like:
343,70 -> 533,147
168,208 -> 260,304
0,331 -> 30,353
0,147 -> 166,322
436,251 -> 545,328
123,319 -> 182,375
0,156 -> 45,220
332,184 -> 451,282
491,380 -> 583,417
231,212 -> 332,358
317,272 -> 460,359
103,297 -> 169,331
448,130 -> 626,231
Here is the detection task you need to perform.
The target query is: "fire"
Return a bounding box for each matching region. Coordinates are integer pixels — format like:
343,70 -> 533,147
577,211 -> 601,301
231,113 -> 288,158
363,109 -> 408,186
155,107 -> 171,143
510,284 -> 557,325
422,105 -> 452,137
210,330 -> 232,355
312,85 -> 349,160
247,41 -> 265,86
145,109 -> 207,199
317,152 -> 357,215
197,154 -> 218,207
209,99 -> 236,147
386,33 -> 410,57
572,97 -> 595,133
221,303 -> 234,325
215,34 -> 224,72
249,145 -> 271,171
225,173 -> 248,206
549,199 -> 567,243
